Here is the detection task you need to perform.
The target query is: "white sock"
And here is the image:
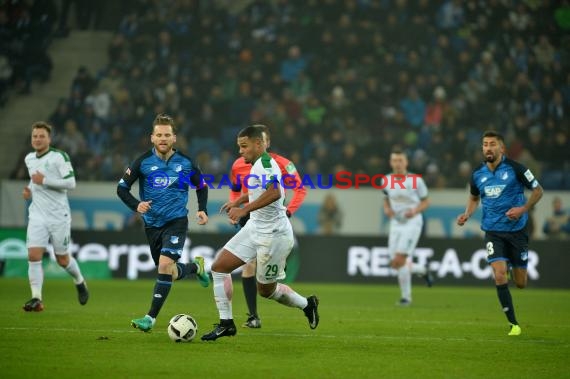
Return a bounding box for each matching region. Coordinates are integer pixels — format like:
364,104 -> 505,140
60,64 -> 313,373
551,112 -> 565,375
268,283 -> 308,309
398,265 -> 412,301
28,261 -> 43,300
212,271 -> 233,320
64,257 -> 85,285
144,315 -> 156,326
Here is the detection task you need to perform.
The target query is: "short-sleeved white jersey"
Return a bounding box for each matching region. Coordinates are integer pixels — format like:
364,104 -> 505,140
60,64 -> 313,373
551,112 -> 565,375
24,148 -> 75,222
247,152 -> 288,233
383,173 -> 428,227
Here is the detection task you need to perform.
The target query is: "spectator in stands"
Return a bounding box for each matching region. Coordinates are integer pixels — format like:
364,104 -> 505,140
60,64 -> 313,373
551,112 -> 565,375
399,86 -> 426,128
0,53 -> 12,106
280,45 -> 307,83
9,0 -> 569,192
543,197 -> 570,239
318,194 -> 342,235
57,119 -> 86,157
424,86 -> 448,130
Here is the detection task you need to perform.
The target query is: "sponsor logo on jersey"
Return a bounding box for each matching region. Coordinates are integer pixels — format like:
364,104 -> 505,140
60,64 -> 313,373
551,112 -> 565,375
175,164 -> 182,172
149,172 -> 178,188
170,236 -> 179,244
150,166 -> 159,171
481,177 -> 488,183
501,172 -> 508,180
484,185 -> 506,198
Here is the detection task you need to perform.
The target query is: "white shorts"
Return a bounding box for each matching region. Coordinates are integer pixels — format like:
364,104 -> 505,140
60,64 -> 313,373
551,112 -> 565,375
26,218 -> 71,255
223,221 -> 294,284
387,222 -> 422,258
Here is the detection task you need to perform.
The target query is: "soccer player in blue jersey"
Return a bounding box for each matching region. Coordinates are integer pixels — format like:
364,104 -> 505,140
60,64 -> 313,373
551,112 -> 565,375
117,114 -> 210,332
457,130 -> 543,336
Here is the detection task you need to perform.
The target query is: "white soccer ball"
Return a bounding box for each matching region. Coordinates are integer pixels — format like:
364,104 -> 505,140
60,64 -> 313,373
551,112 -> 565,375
167,314 -> 198,342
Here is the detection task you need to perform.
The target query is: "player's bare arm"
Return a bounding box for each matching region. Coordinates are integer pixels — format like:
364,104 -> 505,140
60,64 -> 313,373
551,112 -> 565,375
220,193 -> 249,214
226,185 -> 281,223
457,195 -> 480,226
240,185 -> 280,213
505,185 -> 544,220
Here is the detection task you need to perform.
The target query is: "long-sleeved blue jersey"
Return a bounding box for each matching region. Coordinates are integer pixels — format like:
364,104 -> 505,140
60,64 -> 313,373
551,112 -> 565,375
470,156 -> 540,232
117,148 -> 208,228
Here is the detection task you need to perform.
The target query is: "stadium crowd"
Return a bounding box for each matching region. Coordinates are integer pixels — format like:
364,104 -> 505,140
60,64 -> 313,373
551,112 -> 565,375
10,0 -> 570,189
0,0 -> 57,105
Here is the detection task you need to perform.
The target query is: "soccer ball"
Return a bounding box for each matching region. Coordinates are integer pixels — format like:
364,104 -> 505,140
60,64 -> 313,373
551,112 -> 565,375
167,314 -> 198,342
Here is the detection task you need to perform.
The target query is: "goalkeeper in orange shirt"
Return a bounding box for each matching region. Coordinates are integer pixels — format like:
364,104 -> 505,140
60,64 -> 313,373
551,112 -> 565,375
229,124 -> 307,328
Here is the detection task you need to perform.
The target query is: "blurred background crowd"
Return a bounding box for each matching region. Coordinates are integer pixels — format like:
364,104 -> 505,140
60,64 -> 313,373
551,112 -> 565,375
6,0 -> 570,189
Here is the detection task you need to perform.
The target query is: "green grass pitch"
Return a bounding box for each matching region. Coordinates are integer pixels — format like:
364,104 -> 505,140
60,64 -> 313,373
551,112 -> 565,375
0,278 -> 568,379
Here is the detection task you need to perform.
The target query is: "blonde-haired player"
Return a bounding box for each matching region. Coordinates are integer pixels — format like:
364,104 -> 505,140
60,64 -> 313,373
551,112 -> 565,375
22,121 -> 88,311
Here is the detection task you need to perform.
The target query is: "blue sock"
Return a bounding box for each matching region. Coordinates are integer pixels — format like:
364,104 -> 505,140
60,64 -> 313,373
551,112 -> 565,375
148,274 -> 172,319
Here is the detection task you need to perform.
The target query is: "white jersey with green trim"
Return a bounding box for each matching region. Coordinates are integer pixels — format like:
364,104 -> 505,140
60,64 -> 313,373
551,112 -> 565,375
24,148 -> 75,222
247,152 -> 288,233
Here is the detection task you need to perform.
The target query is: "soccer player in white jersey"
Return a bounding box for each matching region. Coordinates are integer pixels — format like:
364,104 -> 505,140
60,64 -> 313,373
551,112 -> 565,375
21,122 -> 88,311
201,125 -> 319,341
383,149 -> 432,306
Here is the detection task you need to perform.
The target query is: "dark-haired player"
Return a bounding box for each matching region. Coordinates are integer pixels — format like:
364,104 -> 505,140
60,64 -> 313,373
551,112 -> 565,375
201,125 -> 318,341
229,124 -> 306,328
457,130 -> 543,336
